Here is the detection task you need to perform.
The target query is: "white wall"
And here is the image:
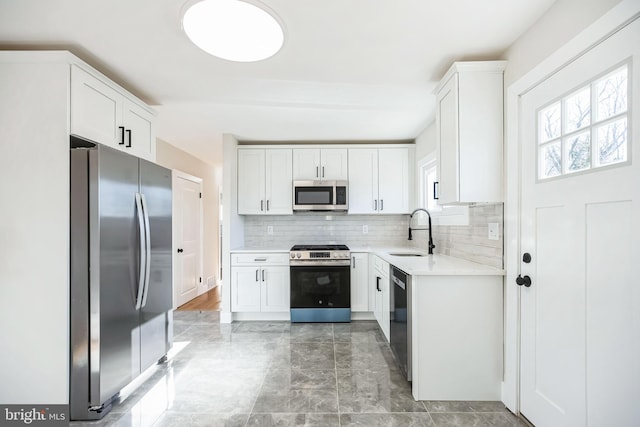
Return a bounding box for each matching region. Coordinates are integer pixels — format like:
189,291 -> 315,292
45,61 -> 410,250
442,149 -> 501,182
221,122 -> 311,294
156,139 -> 222,293
414,121 -> 436,163
0,60 -> 70,404
504,0 -> 623,85
220,134 -> 243,323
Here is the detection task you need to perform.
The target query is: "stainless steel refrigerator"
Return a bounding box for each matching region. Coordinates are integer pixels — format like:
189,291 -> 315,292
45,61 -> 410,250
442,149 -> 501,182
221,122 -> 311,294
69,138 -> 173,420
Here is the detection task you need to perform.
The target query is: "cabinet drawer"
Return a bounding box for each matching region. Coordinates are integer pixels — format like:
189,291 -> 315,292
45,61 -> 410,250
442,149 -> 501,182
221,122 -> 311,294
231,252 -> 290,266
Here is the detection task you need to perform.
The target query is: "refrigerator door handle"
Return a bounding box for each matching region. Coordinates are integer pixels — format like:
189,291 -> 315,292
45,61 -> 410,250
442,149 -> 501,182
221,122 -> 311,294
140,193 -> 152,308
134,193 -> 147,310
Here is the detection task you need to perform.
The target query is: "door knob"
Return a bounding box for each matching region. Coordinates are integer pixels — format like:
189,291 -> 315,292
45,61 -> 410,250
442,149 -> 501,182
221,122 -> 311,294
516,274 -> 532,287
177,248 -> 184,253
523,253 -> 532,263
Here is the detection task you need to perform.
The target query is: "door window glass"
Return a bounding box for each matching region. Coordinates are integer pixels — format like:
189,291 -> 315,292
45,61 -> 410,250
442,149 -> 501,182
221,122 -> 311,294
537,63 -> 629,180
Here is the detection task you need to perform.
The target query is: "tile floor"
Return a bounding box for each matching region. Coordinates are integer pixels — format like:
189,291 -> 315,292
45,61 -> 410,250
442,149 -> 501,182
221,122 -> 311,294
70,311 -> 526,427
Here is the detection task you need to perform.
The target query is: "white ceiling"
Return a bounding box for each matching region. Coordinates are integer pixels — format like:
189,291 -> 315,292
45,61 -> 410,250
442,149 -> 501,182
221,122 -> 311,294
0,0 -> 556,164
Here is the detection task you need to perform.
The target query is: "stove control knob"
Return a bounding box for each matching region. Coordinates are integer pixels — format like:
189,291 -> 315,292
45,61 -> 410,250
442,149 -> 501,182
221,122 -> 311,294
290,253 -> 295,259
296,252 -> 301,258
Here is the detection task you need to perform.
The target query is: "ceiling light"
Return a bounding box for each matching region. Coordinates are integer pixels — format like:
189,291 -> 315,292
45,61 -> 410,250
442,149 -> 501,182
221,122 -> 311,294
182,0 -> 284,62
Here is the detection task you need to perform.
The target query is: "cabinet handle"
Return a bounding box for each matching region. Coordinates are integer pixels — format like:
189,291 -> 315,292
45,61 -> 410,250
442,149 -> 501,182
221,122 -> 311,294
262,270 -> 265,281
118,126 -> 125,145
376,276 -> 381,292
380,199 -> 383,211
322,166 -> 325,178
316,166 -> 319,178
267,200 -> 270,211
254,258 -> 267,262
433,181 -> 439,200
352,256 -> 356,269
374,200 -> 377,211
126,129 -> 132,148
256,269 -> 259,282
260,200 -> 264,211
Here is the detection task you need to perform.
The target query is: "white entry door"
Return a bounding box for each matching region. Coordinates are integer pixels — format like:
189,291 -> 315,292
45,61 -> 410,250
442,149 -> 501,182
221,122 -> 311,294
173,173 -> 203,307
519,18 -> 639,427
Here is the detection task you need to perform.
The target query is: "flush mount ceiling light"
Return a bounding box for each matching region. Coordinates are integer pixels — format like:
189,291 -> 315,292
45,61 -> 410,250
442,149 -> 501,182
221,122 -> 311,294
182,0 -> 284,62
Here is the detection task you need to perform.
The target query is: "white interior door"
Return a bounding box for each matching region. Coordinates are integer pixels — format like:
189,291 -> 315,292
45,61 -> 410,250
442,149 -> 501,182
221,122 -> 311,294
519,18 -> 639,427
174,173 -> 203,308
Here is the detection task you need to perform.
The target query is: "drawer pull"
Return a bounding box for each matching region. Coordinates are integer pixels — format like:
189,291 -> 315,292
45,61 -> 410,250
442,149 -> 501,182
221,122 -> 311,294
254,258 -> 267,262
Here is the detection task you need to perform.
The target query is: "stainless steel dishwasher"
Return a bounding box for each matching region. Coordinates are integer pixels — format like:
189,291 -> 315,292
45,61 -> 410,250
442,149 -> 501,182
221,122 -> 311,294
390,265 -> 411,381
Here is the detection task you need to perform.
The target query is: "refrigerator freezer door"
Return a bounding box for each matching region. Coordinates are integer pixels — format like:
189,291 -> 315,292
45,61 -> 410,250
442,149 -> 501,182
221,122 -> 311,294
139,159 -> 173,370
93,145 -> 143,405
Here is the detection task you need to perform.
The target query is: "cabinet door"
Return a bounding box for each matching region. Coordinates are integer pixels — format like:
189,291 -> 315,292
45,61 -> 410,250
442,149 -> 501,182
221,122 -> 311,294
436,73 -> 460,205
123,98 -> 154,162
231,267 -> 262,312
238,149 -> 266,215
261,266 -> 290,312
374,274 -> 384,325
380,269 -> 390,341
320,148 -> 348,180
292,148 -> 320,180
350,253 -> 369,312
70,66 -> 122,148
378,148 -> 411,214
265,149 -> 293,215
348,148 -> 379,214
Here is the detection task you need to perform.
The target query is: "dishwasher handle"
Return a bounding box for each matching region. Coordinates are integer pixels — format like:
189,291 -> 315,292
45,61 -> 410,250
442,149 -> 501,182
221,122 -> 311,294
392,275 -> 406,290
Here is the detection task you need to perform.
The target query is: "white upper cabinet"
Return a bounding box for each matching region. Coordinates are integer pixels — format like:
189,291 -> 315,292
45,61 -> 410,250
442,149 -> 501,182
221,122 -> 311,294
293,148 -> 348,180
71,65 -> 155,161
434,61 -> 505,204
238,148 -> 292,215
348,147 -> 412,214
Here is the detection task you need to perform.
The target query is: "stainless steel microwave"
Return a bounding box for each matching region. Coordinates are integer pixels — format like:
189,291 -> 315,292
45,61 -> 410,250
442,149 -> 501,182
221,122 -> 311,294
293,180 -> 348,211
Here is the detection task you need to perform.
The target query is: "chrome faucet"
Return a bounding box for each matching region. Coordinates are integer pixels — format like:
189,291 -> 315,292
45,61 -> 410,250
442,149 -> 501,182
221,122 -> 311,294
408,208 -> 435,255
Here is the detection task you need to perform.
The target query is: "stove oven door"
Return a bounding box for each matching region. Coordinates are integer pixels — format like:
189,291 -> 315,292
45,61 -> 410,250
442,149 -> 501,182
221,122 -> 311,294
290,264 -> 350,309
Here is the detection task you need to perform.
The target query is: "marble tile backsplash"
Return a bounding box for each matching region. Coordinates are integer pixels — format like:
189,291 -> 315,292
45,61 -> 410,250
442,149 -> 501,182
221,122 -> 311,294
409,203 -> 504,269
243,213 -> 410,249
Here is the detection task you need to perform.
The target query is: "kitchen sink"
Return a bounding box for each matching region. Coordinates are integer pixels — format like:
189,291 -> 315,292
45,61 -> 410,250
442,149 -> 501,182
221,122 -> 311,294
389,253 -> 425,257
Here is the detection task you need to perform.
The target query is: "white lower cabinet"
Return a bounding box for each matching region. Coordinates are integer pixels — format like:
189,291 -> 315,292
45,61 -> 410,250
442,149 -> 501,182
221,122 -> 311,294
231,253 -> 290,314
350,253 -> 369,312
370,255 -> 390,341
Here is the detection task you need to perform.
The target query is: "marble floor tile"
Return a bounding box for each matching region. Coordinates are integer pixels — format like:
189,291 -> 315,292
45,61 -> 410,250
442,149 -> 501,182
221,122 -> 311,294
425,400 -> 509,413
287,323 -> 335,342
231,321 -> 290,333
154,412 -> 249,427
334,341 -> 398,370
260,368 -> 337,392
429,412 -> 527,427
340,413 -> 436,427
69,317 -> 523,427
337,369 -> 426,413
251,389 -> 339,413
173,325 -> 231,342
246,413 -> 340,427
270,342 -> 336,370
333,321 -> 387,343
